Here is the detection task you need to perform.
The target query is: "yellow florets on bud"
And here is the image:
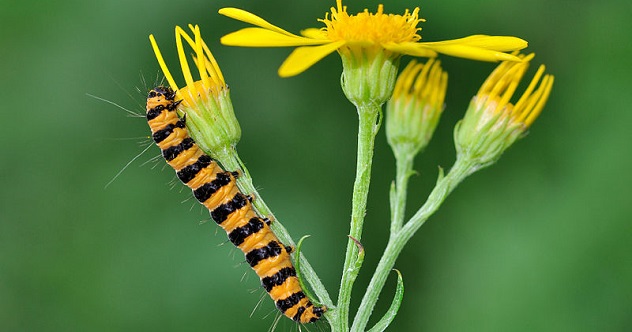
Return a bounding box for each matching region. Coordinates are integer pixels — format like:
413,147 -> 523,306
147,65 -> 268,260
454,53 -> 554,170
386,59 -> 448,158
149,25 -> 241,156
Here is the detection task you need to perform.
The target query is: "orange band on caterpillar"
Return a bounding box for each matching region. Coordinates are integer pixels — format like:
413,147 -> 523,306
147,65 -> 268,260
146,86 -> 325,323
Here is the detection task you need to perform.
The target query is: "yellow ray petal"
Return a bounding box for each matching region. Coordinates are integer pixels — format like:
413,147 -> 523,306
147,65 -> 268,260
423,35 -> 528,52
278,40 -> 346,77
221,27 -> 328,47
524,75 -> 554,127
148,34 -> 179,92
383,42 -> 438,58
514,63 -> 545,112
219,7 -> 302,38
424,44 -> 523,62
300,28 -> 328,39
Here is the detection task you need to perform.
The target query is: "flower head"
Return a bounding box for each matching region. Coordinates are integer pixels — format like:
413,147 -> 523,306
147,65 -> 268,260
149,25 -> 241,154
454,53 -> 554,169
219,0 -> 528,77
387,59 -> 448,156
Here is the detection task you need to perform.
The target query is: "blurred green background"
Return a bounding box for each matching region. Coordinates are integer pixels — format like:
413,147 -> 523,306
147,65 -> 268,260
2,0 -> 631,331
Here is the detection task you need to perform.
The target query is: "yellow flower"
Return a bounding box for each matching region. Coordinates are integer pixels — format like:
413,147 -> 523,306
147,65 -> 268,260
387,59 -> 448,156
150,25 -> 226,107
454,53 -> 554,168
473,54 -> 553,128
219,0 -> 528,77
149,25 -> 241,153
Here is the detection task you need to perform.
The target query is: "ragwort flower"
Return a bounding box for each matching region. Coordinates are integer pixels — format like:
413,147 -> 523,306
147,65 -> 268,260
454,53 -> 555,170
149,25 -> 241,154
219,0 -> 528,78
387,59 -> 448,157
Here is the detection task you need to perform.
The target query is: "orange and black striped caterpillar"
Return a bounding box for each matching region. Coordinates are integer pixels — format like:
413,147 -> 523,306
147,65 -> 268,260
146,86 -> 325,324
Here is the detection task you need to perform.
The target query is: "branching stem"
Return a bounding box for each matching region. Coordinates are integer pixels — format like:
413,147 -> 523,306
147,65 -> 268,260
351,157 -> 475,332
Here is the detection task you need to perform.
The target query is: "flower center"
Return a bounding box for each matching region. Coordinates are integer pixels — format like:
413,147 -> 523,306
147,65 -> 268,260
320,0 -> 423,45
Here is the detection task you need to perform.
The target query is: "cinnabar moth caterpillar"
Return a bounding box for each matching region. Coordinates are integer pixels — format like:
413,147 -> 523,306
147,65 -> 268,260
146,86 -> 325,323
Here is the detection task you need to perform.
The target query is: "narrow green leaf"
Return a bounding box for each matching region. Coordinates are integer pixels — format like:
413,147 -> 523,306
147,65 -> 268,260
294,235 -> 321,305
367,269 -> 405,332
389,181 -> 397,217
435,166 -> 445,184
349,235 -> 365,273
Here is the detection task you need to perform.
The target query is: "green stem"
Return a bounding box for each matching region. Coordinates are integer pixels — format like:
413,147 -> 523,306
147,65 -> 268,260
213,148 -> 335,313
390,145 -> 416,233
336,102 -> 382,332
351,157 -> 474,332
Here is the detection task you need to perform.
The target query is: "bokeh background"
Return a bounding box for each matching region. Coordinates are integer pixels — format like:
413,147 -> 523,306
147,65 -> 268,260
2,0 -> 630,331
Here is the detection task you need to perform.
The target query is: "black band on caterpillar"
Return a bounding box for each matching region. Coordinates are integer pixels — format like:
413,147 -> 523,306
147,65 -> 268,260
146,86 -> 325,324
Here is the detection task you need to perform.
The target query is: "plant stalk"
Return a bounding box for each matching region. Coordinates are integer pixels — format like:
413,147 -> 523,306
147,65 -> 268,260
335,102 -> 382,332
214,148 -> 335,313
351,157 -> 474,332
390,145 -> 416,233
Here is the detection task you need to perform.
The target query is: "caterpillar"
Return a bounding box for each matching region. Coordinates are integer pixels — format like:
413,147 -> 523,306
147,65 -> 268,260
145,86 -> 325,324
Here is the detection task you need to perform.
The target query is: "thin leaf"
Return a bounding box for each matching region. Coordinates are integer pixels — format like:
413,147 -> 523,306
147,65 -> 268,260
348,235 -> 365,273
367,269 -> 405,332
389,181 -> 397,219
294,235 -> 322,306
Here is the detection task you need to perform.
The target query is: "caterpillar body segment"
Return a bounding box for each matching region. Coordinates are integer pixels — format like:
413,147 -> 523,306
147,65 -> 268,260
145,86 -> 325,324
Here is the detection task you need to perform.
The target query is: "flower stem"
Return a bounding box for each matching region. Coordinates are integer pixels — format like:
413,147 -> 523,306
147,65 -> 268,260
336,102 -> 382,332
390,145 -> 416,233
351,157 -> 475,332
213,147 -> 334,311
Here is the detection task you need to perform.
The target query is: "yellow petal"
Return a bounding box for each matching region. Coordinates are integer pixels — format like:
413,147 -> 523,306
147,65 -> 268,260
218,7 -> 302,38
300,28 -> 328,39
524,75 -> 554,127
221,28 -> 328,47
423,44 -> 523,62
423,35 -> 528,52
383,42 -> 438,57
278,41 -> 346,77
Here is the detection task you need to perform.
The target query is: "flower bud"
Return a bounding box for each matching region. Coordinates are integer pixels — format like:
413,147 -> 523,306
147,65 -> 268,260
149,25 -> 241,156
454,53 -> 554,169
386,59 -> 447,157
